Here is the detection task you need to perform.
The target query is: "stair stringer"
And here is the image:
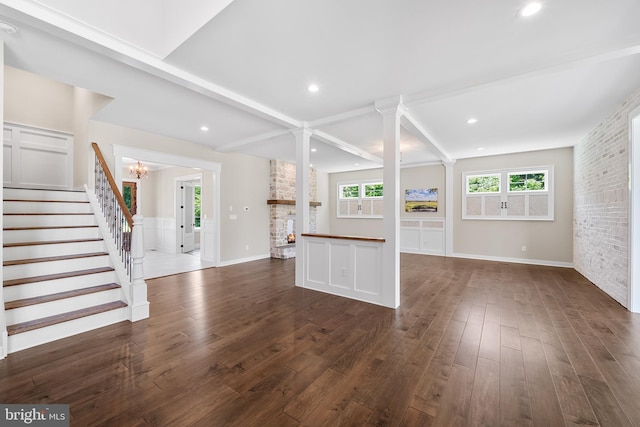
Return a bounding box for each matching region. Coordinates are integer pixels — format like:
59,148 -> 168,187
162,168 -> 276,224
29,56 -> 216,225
84,186 -> 148,322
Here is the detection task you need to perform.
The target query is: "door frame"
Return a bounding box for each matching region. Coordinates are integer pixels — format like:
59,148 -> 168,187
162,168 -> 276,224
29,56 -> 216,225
113,145 -> 221,267
175,175 -> 201,253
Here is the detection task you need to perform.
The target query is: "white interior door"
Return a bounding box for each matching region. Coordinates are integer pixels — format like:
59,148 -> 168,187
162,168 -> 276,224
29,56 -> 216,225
178,181 -> 195,253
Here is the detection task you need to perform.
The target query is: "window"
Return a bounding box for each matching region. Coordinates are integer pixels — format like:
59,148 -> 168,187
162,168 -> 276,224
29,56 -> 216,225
508,171 -> 546,192
463,166 -> 553,220
337,181 -> 384,218
466,174 -> 500,194
364,183 -> 383,198
194,184 -> 201,228
339,184 -> 360,199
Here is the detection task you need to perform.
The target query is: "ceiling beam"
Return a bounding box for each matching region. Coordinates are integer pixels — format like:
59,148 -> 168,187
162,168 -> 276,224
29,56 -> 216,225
215,130 -> 291,153
312,130 -> 383,164
400,112 -> 453,164
1,0 -> 302,129
306,105 -> 375,128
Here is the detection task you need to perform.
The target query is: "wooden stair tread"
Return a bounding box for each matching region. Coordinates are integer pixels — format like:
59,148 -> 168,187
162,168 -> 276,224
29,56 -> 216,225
4,238 -> 103,248
4,252 -> 109,266
3,267 -> 115,287
6,300 -> 127,336
4,225 -> 98,231
5,283 -> 120,310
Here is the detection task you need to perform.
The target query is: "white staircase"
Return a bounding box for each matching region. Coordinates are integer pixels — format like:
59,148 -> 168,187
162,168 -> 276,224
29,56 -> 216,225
3,187 -> 128,354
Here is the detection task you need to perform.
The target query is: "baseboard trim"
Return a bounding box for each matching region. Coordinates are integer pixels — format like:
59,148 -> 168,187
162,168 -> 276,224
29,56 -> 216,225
452,252 -> 574,268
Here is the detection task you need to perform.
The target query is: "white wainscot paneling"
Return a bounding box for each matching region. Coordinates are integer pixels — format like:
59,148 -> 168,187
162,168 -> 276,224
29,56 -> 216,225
303,236 -> 384,306
400,219 -> 445,256
143,217 -> 176,253
3,123 -> 73,189
200,219 -> 216,262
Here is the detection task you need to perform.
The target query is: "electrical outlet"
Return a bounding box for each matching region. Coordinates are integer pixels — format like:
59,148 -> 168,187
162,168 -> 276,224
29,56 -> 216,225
340,267 -> 347,277
521,245 -> 527,252
245,245 -> 249,251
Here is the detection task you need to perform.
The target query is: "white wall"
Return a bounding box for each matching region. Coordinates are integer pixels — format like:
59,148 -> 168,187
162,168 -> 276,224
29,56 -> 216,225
574,87 -> 640,307
329,168 -> 384,237
454,147 -> 573,265
327,150 -> 572,265
315,170 -> 331,233
328,165 -> 446,237
4,66 -> 112,189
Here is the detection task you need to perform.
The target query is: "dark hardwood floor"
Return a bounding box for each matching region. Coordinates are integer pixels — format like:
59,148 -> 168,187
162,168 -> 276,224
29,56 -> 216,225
2,254 -> 640,426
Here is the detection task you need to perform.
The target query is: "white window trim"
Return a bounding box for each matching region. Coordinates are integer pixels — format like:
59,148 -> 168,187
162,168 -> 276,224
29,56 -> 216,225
462,165 -> 554,221
337,180 -> 384,218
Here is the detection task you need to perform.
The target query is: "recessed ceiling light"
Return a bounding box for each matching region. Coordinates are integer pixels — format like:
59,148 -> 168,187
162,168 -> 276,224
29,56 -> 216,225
308,84 -> 319,93
466,118 -> 478,125
311,148 -> 317,152
354,163 -> 360,166
477,147 -> 485,151
200,126 -> 209,131
309,164 -> 313,167
520,2 -> 542,17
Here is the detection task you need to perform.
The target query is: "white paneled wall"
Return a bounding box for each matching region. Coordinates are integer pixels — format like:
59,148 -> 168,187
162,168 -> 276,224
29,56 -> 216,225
400,218 -> 445,256
303,236 -> 386,307
3,123 -> 73,189
143,217 -> 177,253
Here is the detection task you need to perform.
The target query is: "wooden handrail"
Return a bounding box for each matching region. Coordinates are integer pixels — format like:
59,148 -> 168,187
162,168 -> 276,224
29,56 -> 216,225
91,142 -> 134,228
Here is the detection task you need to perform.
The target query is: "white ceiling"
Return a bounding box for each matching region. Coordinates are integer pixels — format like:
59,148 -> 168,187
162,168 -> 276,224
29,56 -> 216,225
1,0 -> 640,172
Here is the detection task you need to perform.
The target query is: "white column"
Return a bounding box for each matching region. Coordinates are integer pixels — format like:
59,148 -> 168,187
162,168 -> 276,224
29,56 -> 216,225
376,98 -> 403,308
445,161 -> 455,257
130,214 -> 150,321
293,128 -> 312,287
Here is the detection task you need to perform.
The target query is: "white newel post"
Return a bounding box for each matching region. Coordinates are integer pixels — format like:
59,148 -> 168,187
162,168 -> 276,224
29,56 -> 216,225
130,214 -> 150,321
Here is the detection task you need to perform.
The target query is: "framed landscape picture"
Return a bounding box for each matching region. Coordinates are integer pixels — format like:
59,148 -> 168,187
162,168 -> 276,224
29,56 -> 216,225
405,188 -> 438,212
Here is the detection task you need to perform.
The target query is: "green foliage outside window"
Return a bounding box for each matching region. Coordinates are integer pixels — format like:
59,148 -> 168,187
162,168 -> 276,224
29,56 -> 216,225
364,183 -> 383,198
123,186 -> 133,212
467,175 -> 500,193
340,185 -> 359,199
194,185 -> 201,228
509,172 -> 546,191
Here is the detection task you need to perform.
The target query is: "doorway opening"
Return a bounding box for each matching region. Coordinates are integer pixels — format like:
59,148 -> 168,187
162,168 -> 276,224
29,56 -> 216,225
113,146 -> 221,268
176,174 -> 202,254
122,181 -> 137,214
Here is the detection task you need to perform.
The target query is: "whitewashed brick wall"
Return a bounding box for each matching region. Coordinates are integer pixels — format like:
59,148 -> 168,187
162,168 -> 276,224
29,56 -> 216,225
574,87 -> 640,307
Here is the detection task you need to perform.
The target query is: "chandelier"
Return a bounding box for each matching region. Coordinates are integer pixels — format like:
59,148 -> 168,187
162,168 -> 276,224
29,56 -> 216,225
129,161 -> 149,179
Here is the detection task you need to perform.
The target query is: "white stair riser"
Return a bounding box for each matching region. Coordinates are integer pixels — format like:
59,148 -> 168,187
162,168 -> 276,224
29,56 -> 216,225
7,307 -> 128,354
4,256 -> 111,280
4,227 -> 101,243
3,240 -> 106,261
4,271 -> 116,301
4,188 -> 88,202
3,201 -> 92,214
5,289 -> 123,325
3,214 -> 97,228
